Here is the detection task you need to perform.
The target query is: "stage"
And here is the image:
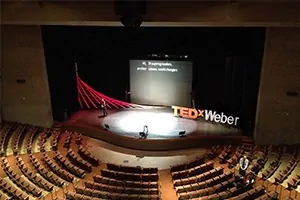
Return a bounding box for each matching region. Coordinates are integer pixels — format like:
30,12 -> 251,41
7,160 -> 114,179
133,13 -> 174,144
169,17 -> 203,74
63,107 -> 246,151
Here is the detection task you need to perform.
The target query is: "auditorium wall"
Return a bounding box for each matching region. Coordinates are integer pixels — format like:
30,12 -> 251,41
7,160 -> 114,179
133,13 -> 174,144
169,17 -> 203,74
1,25 -> 53,127
255,28 -> 300,145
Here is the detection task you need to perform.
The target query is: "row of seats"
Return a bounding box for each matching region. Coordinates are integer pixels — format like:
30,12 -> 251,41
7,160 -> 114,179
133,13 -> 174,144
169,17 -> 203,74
1,157 -> 43,197
173,166 -> 224,187
178,177 -> 235,200
11,124 -> 27,155
256,191 -> 278,200
67,149 -> 92,172
287,172 -> 300,189
54,150 -> 86,178
24,126 -> 40,154
175,171 -> 234,193
218,145 -> 232,163
93,175 -> 159,189
15,155 -> 54,191
50,130 -> 62,151
0,177 -> 29,200
227,146 -> 244,167
172,161 -> 214,180
84,180 -> 159,195
42,152 -> 75,182
171,157 -> 205,172
274,155 -> 299,183
38,132 -> 48,153
63,131 -> 72,148
75,186 -> 160,200
29,153 -> 65,187
207,145 -> 220,159
101,168 -> 159,182
0,189 -> 10,200
227,185 -> 265,200
107,163 -> 158,174
0,124 -> 13,156
187,180 -> 253,200
78,145 -> 100,166
261,151 -> 283,179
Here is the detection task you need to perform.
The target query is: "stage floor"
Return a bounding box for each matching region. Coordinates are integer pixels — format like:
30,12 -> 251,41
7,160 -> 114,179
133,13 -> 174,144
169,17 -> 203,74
64,107 -> 242,139
63,107 -> 245,150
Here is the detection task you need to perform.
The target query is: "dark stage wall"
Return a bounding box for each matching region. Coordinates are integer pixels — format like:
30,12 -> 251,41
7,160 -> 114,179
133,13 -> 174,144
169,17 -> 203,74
41,26 -> 265,134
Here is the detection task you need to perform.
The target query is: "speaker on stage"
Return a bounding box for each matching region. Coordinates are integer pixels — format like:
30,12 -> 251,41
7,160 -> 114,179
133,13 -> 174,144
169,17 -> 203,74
104,124 -> 110,130
179,131 -> 186,137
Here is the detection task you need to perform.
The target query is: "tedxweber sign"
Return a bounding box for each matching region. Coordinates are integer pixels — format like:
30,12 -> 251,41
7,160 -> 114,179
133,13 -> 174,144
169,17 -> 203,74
172,106 -> 239,126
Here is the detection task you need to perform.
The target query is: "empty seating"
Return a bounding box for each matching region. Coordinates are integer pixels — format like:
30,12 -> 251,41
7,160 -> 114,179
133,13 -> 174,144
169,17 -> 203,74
42,152 -> 75,182
261,152 -> 283,179
29,153 -> 65,187
256,190 -> 278,200
78,144 -> 100,166
287,172 -> 300,188
54,151 -> 85,178
93,175 -> 158,189
101,168 -> 158,182
219,145 -> 232,163
227,146 -> 244,167
84,180 -> 159,195
67,149 -> 92,172
173,166 -> 224,187
0,122 -> 296,200
274,156 -> 299,183
175,171 -> 233,193
16,156 -> 54,191
0,124 -> 14,156
227,185 -> 265,200
178,177 -> 235,200
74,186 -> 160,200
172,161 -> 214,180
1,157 -> 43,197
107,163 -> 158,174
207,145 -> 220,159
0,177 -> 29,200
11,125 -> 27,155
171,157 -> 205,172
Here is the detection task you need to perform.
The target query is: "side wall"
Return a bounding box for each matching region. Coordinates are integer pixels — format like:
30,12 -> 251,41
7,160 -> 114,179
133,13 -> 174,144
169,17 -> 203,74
255,28 -> 300,145
1,25 -> 53,127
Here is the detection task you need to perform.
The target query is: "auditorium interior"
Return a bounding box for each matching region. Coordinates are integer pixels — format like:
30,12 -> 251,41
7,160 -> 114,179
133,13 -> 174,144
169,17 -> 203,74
1,1 -> 300,200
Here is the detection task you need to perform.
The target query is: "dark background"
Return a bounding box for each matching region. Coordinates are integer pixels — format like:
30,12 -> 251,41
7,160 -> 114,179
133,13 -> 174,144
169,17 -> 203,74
41,26 -> 265,135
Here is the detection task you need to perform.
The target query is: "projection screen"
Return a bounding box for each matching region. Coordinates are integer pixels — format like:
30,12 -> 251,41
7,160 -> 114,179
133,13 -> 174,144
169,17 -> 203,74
130,60 -> 193,107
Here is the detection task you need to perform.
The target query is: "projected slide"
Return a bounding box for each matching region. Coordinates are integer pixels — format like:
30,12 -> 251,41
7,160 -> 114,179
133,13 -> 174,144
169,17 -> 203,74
130,60 -> 193,107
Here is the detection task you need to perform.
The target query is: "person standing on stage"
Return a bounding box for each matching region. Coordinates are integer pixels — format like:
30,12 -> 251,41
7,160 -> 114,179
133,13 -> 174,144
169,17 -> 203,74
101,98 -> 108,116
190,90 -> 196,108
239,155 -> 249,177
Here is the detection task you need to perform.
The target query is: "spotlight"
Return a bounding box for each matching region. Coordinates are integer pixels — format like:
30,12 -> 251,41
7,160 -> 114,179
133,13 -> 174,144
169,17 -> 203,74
114,0 -> 146,27
120,15 -> 144,27
139,125 -> 148,139
104,124 -> 110,130
179,131 -> 186,137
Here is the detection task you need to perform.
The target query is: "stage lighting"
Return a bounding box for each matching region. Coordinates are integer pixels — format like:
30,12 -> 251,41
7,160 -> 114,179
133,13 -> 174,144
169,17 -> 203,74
114,0 -> 146,27
179,131 -> 186,137
104,124 -> 110,130
120,15 -> 144,27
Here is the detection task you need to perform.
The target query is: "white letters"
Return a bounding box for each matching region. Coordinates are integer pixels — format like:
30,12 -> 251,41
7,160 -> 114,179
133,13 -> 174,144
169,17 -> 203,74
220,112 -> 227,124
227,116 -> 234,125
172,105 -> 239,126
205,110 -> 216,121
214,114 -> 221,122
234,117 -> 239,126
204,110 -> 238,126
